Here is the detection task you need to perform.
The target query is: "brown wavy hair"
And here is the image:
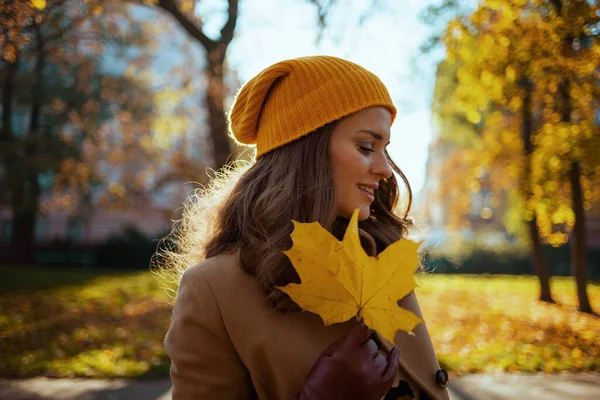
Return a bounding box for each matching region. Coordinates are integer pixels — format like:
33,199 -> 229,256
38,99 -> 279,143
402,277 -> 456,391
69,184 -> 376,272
153,121 -> 414,310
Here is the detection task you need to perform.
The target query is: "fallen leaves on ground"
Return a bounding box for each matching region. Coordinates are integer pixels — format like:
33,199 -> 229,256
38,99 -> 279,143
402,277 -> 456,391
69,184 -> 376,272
417,274 -> 600,374
1,267 -> 598,378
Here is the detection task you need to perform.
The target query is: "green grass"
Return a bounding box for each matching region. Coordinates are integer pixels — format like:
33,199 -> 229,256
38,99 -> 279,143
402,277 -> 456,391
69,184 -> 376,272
0,266 -> 174,378
0,267 -> 598,378
0,266 -> 131,294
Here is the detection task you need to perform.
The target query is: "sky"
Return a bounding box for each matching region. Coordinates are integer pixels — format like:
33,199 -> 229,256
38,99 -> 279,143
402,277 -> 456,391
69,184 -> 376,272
196,0 -> 445,195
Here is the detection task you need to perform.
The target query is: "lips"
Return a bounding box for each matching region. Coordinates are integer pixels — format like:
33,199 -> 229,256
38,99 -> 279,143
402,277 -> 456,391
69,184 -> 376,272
357,184 -> 377,202
357,184 -> 375,195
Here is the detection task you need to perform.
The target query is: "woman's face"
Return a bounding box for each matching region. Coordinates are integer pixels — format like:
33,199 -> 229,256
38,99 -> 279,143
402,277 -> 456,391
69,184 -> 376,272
329,106 -> 393,221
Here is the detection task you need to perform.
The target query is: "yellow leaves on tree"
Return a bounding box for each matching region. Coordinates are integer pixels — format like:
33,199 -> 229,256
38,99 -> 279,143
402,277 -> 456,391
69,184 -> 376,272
31,0 -> 46,10
277,209 -> 423,343
438,0 -> 600,246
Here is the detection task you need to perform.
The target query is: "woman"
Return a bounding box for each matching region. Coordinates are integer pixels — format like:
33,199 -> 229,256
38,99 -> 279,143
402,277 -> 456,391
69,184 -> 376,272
160,56 -> 449,400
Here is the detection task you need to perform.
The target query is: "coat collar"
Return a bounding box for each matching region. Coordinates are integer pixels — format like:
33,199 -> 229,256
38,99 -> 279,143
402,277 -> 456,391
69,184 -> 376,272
375,292 -> 450,400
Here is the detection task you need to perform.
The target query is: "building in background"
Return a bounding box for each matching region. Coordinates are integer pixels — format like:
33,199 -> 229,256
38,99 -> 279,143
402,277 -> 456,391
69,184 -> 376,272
421,61 -> 511,249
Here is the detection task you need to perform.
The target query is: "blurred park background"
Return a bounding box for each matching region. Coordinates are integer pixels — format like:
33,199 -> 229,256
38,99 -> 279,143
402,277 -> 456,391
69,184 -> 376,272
1,0 -> 599,389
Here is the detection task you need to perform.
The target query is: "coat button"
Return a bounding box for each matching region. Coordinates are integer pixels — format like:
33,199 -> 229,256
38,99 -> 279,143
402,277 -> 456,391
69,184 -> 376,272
436,369 -> 449,388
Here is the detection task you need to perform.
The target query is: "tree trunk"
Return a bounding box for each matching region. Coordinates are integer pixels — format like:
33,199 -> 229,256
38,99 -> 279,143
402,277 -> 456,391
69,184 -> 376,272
10,177 -> 40,265
1,52 -> 19,263
520,76 -> 554,303
9,23 -> 45,265
569,162 -> 593,313
560,82 -> 593,312
527,217 -> 554,302
206,48 -> 232,169
554,15 -> 594,312
1,59 -> 18,141
0,59 -> 18,210
156,0 -> 239,171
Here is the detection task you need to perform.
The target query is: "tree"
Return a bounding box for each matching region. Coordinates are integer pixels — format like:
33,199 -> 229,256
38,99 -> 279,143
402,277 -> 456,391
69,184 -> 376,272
542,0 -> 599,314
429,10 -> 556,303
0,0 -> 156,264
440,0 -> 599,311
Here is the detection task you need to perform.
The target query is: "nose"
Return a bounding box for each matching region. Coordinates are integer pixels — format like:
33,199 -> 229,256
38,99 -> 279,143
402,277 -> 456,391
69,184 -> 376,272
371,152 -> 393,180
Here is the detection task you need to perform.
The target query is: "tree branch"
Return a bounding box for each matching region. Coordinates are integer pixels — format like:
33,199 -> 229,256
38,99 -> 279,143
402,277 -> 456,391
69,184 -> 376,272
304,0 -> 333,30
220,0 -> 238,45
304,0 -> 335,42
157,0 -> 216,51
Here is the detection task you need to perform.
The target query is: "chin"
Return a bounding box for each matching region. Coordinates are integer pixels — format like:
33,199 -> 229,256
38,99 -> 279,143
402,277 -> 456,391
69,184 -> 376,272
339,207 -> 371,221
338,204 -> 371,221
357,207 -> 371,221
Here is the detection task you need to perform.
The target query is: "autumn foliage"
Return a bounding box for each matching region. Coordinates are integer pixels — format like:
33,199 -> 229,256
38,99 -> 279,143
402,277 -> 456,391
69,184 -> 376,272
440,0 -> 600,246
432,0 -> 599,313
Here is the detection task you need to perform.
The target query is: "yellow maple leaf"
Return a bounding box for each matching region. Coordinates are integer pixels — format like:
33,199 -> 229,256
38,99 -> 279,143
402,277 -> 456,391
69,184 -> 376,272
278,209 -> 423,343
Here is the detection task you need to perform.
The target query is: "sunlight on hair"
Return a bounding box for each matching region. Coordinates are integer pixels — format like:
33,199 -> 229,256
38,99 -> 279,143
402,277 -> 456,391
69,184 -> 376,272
150,161 -> 252,301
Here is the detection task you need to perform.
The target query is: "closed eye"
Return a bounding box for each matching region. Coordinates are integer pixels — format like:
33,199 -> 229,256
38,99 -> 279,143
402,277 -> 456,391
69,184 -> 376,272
358,145 -> 375,154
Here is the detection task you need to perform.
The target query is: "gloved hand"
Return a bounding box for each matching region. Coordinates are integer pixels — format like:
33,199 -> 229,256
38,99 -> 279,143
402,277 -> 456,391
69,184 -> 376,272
292,321 -> 400,400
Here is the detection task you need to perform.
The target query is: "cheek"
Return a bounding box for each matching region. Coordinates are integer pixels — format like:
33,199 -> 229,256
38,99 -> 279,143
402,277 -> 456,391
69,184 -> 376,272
332,152 -> 367,190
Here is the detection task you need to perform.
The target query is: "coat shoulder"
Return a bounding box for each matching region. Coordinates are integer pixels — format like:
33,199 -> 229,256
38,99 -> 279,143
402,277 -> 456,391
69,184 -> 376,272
183,251 -> 239,280
183,251 -> 259,299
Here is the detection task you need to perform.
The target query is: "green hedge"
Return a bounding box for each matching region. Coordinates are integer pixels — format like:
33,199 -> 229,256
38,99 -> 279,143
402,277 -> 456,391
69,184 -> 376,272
33,227 -> 168,270
31,231 -> 600,279
423,244 -> 600,279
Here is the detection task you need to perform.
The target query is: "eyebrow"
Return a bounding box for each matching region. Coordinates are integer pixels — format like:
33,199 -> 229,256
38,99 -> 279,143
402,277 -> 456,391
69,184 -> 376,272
356,129 -> 390,145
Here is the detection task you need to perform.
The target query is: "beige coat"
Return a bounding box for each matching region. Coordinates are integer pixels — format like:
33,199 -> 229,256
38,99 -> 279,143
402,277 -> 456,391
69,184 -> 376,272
165,252 -> 450,400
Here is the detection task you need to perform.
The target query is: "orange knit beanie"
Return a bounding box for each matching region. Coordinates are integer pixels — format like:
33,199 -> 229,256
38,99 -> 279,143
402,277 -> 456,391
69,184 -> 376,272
228,55 -> 397,158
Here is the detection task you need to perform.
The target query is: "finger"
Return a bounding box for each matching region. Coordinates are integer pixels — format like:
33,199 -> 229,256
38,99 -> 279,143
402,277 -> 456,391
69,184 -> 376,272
381,347 -> 400,383
355,337 -> 381,363
321,322 -> 367,356
344,321 -> 372,347
321,335 -> 344,357
323,322 -> 373,357
363,338 -> 379,355
371,349 -> 388,376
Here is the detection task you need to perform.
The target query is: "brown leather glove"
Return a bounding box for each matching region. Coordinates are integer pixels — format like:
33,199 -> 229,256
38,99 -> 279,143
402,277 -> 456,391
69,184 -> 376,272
292,321 -> 400,400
